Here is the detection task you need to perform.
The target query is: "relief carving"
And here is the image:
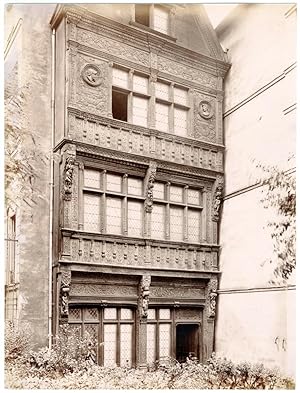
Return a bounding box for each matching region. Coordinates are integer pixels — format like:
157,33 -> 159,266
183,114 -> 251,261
70,283 -> 137,297
81,64 -> 102,86
144,162 -> 157,213
60,271 -> 71,318
207,278 -> 218,318
199,100 -> 214,119
139,275 -> 151,318
151,286 -> 204,299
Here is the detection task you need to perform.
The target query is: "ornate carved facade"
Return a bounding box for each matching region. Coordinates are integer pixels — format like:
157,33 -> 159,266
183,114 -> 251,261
50,4 -> 230,368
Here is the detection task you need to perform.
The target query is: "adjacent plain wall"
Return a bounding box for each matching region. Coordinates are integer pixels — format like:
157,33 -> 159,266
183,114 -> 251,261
215,4 -> 296,377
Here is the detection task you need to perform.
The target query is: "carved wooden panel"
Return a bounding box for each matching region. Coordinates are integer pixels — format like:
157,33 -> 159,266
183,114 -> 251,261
192,91 -> 217,143
69,51 -> 109,116
68,114 -> 223,172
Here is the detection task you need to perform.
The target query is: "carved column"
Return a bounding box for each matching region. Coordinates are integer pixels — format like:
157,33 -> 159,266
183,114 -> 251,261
144,162 -> 157,238
203,276 -> 218,360
212,175 -> 224,244
107,62 -> 113,118
78,161 -> 84,230
138,275 -> 151,369
59,270 -> 72,324
61,144 -> 76,228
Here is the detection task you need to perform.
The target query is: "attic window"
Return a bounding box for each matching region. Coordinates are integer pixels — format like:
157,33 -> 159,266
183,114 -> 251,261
134,4 -> 171,36
135,4 -> 150,27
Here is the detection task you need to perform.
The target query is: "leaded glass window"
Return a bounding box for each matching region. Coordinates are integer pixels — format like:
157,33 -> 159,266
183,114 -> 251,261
69,306 -> 135,367
84,194 -> 100,232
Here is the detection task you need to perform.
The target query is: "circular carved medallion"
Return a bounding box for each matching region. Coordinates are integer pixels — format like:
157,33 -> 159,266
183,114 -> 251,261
199,100 -> 213,119
82,64 -> 102,87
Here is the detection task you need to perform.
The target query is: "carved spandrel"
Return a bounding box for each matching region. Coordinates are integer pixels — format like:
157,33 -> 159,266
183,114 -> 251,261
175,308 -> 202,321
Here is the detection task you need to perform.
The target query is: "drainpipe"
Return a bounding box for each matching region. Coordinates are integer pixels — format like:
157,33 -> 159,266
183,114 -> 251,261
48,27 -> 56,349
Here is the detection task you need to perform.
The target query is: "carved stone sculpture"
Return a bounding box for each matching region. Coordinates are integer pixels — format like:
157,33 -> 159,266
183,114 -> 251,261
63,156 -> 75,201
140,275 -> 151,318
207,278 -> 218,318
60,271 -> 71,317
144,162 -> 157,213
81,64 -> 102,87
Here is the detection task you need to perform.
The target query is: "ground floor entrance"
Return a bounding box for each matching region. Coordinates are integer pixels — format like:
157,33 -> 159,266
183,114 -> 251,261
176,324 -> 200,362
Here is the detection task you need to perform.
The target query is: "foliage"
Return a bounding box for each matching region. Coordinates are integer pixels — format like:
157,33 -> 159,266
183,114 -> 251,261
28,325 -> 97,375
5,320 -> 32,362
5,351 -> 295,389
258,163 -> 296,281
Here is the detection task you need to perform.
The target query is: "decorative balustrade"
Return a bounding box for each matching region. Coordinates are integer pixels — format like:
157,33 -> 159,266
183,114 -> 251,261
61,231 -> 219,272
68,110 -> 223,171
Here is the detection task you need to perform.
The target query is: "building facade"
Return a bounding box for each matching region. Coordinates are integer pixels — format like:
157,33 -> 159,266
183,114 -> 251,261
48,4 -> 230,368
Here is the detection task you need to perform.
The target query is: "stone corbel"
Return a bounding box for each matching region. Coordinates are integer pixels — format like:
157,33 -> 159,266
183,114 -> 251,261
212,176 -> 224,222
62,146 -> 76,201
139,275 -> 151,319
60,270 -> 72,321
207,277 -> 218,318
144,162 -> 157,213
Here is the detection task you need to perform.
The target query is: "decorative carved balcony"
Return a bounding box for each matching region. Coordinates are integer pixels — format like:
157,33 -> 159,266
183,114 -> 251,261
68,109 -> 224,172
61,230 -> 219,272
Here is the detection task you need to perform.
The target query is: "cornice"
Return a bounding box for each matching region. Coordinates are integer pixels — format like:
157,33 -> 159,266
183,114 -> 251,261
70,41 -> 224,97
50,4 -> 230,77
67,106 -> 225,151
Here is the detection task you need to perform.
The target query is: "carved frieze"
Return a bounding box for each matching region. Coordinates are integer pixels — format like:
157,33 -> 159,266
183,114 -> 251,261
207,277 -> 218,318
150,286 -> 205,299
70,283 -> 137,298
157,56 -> 217,89
139,275 -> 151,318
60,271 -> 72,318
144,162 -> 157,213
175,308 -> 202,320
77,29 -> 150,67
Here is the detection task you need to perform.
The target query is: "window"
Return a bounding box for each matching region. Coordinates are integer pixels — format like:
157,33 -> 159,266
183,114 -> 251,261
146,308 -> 172,364
151,182 -> 203,242
155,82 -> 189,136
69,307 -> 135,367
112,66 -> 189,136
135,4 -> 171,36
83,168 -> 144,237
112,67 -> 149,127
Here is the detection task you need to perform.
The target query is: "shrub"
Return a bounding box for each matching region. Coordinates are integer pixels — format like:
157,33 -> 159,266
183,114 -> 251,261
5,320 -> 32,362
28,324 -> 97,375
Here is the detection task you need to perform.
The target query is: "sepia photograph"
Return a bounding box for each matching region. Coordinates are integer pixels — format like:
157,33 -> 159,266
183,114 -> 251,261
4,1 -> 296,389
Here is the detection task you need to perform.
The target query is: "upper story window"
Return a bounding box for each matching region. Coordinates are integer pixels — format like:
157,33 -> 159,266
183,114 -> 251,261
135,4 -> 171,36
112,67 -> 149,127
155,81 -> 189,136
83,168 -> 145,237
6,213 -> 17,285
112,66 -> 190,136
151,182 -> 203,242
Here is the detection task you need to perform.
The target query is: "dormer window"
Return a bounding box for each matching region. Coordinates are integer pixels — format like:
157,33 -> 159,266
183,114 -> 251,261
134,4 -> 171,36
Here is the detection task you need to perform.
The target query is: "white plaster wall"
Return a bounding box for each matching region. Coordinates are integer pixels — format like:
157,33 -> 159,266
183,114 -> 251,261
215,4 -> 296,377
